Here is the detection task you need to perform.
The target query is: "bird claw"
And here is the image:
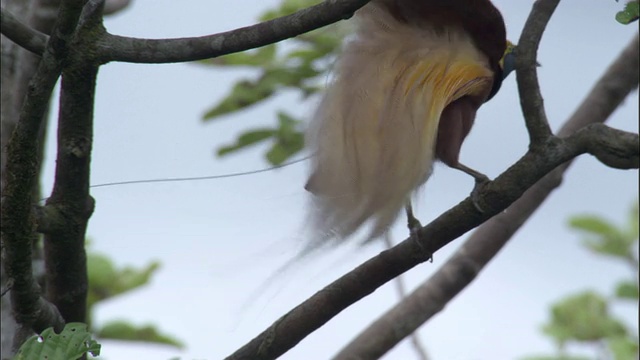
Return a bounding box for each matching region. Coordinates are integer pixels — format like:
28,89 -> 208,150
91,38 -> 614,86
407,214 -> 422,235
405,203 -> 422,233
470,175 -> 490,212
453,163 -> 491,213
404,203 -> 433,262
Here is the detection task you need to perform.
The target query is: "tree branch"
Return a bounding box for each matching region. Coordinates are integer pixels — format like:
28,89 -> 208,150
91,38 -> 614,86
2,0 -> 70,356
0,7 -> 49,55
0,0 -> 133,57
95,0 -> 371,64
42,0 -> 102,327
516,0 -> 559,146
0,0 -> 90,351
571,123 -> 639,169
1,20 -> 65,339
332,33 -> 639,360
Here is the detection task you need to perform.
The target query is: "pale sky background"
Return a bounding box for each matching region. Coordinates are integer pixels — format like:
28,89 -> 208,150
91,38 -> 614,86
38,1 -> 639,359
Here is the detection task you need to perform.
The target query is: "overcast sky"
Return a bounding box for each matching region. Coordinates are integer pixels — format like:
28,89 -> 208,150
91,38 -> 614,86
39,1 -> 639,359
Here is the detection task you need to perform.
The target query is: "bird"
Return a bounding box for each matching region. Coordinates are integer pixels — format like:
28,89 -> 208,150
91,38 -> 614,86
304,0 -> 512,247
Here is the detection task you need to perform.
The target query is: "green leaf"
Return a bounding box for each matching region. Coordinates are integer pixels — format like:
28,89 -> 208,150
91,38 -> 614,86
542,291 -> 626,346
569,215 -> 620,237
616,1 -> 640,24
15,323 -> 101,360
215,112 -> 306,162
88,253 -> 160,308
266,135 -> 304,165
614,280 -> 639,300
569,215 -> 633,259
203,64 -> 321,121
276,111 -> 299,130
217,129 -> 276,157
96,320 -> 184,349
203,79 -> 277,120
116,262 -> 161,293
87,253 -> 117,293
609,336 -> 639,360
263,112 -> 305,165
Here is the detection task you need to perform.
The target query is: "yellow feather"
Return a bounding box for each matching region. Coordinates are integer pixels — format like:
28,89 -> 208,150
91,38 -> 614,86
305,3 -> 494,245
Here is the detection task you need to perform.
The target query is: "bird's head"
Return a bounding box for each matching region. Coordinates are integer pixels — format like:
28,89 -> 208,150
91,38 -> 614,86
499,40 -> 542,80
500,40 -> 517,79
488,41 -> 530,100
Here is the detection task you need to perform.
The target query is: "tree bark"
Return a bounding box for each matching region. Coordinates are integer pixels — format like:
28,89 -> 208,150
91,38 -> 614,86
1,1 -> 61,357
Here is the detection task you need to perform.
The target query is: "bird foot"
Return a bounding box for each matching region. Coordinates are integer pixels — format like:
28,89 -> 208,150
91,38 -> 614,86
407,214 -> 422,235
453,163 -> 491,212
405,204 -> 433,263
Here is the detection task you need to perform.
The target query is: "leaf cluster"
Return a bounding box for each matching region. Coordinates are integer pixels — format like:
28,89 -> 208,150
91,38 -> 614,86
615,0 -> 640,24
200,0 -> 348,165
14,323 -> 101,360
524,201 -> 639,360
86,246 -> 183,348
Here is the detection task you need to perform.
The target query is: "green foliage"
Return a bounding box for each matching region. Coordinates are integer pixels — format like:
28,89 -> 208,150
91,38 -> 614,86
216,111 -> 304,165
96,320 -> 184,349
217,128 -> 277,156
200,0 -> 347,165
609,337 -> 640,360
569,202 -> 638,264
569,216 -> 632,259
86,248 -> 183,348
266,112 -> 305,164
614,280 -> 639,300
615,1 -> 640,24
524,201 -> 639,360
542,291 -> 626,345
87,252 -> 160,310
14,323 -> 101,360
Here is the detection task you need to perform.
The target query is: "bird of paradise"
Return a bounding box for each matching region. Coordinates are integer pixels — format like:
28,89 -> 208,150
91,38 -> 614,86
305,0 -> 515,246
